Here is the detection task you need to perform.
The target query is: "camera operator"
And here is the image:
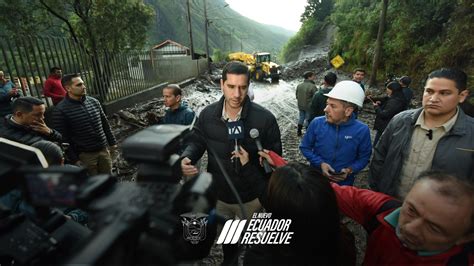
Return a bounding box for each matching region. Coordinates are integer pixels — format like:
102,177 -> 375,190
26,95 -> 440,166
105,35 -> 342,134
181,61 -> 282,264
0,97 -> 62,145
0,140 -> 87,225
31,140 -> 88,224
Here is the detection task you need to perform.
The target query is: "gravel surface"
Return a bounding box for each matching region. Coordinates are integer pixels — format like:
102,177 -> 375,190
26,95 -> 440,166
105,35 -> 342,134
108,74 -> 381,265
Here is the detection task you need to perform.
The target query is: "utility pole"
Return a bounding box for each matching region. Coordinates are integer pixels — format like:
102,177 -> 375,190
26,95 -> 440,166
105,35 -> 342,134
186,0 -> 195,59
203,0 -> 211,72
228,28 -> 233,52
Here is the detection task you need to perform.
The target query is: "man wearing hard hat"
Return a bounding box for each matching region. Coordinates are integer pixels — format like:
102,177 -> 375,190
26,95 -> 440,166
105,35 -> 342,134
300,80 -> 372,185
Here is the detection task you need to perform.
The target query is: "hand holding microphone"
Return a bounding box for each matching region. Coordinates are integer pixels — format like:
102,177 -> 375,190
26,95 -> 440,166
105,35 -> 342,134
250,128 -> 273,174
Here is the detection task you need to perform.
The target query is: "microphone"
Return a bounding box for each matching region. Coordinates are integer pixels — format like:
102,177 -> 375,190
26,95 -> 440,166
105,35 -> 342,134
249,128 -> 273,174
227,121 -> 245,172
426,129 -> 433,140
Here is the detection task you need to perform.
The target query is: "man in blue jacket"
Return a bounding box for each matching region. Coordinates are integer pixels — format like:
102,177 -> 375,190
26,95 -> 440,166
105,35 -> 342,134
300,80 -> 372,186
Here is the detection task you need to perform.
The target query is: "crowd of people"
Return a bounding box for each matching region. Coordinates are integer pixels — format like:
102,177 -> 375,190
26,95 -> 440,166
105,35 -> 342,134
0,62 -> 473,265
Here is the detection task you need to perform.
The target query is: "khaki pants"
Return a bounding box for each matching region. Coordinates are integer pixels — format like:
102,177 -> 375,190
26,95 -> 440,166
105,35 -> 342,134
216,198 -> 262,220
78,148 -> 112,176
216,198 -> 262,264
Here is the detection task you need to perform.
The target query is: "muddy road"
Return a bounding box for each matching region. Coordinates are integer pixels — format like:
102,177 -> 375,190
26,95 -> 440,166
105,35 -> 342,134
110,75 -> 375,265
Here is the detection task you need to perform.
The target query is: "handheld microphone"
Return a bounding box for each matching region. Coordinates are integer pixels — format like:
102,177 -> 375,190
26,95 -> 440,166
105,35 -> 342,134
426,129 -> 433,140
227,121 -> 245,172
249,128 -> 273,174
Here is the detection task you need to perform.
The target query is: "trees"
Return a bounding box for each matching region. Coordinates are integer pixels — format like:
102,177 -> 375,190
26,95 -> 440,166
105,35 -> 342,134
329,0 -> 473,87
37,0 -> 154,100
39,0 -> 154,54
281,0 -> 334,62
369,0 -> 388,86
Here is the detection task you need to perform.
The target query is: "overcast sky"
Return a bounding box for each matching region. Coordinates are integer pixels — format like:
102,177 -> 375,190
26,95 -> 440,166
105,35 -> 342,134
225,0 -> 307,32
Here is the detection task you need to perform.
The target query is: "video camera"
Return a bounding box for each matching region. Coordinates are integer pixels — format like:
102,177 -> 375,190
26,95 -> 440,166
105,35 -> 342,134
0,124 -> 217,265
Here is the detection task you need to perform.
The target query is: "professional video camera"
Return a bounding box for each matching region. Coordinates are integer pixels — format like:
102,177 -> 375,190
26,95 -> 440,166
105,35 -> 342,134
0,124 -> 218,265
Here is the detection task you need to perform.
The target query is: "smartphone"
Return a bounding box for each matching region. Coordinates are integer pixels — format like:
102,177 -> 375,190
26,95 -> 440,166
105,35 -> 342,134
329,170 -> 345,176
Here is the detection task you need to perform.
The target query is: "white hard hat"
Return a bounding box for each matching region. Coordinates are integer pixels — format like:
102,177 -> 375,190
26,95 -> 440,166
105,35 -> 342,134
324,80 -> 365,107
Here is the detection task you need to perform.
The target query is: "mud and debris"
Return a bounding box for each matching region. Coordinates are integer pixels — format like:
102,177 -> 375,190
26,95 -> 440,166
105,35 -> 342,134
107,48 -> 423,264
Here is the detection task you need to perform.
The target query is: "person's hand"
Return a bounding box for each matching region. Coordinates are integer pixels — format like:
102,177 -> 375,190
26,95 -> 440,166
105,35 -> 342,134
320,162 -> 335,177
30,119 -> 52,136
109,145 -> 119,161
258,149 -> 275,166
328,168 -> 352,183
232,145 -> 250,166
181,157 -> 198,177
75,160 -> 83,167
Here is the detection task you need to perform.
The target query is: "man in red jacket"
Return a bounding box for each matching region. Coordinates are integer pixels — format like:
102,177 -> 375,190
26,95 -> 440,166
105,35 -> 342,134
43,67 -> 66,105
332,170 -> 474,265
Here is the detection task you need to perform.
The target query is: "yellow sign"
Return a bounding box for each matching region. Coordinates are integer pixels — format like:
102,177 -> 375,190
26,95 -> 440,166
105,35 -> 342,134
330,55 -> 345,69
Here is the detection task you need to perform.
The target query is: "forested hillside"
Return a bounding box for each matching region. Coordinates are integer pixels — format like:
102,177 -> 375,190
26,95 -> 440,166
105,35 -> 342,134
146,0 -> 294,61
282,0 -> 473,86
0,0 -> 293,61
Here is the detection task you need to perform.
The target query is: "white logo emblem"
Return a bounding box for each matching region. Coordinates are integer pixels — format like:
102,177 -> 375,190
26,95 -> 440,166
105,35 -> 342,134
181,212 -> 208,244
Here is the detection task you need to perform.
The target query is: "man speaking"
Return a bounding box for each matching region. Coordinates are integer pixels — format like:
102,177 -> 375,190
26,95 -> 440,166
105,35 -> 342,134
181,61 -> 282,264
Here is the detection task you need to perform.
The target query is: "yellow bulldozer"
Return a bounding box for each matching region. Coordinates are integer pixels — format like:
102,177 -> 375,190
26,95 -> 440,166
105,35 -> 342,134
227,52 -> 281,83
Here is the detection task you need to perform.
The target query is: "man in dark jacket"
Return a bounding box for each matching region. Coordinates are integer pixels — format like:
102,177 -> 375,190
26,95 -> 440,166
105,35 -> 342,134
52,74 -> 117,175
161,84 -> 195,125
372,81 -> 407,145
295,71 -> 317,136
181,61 -> 282,264
309,72 -> 337,121
369,68 -> 473,199
399,76 -> 414,108
0,97 -> 62,145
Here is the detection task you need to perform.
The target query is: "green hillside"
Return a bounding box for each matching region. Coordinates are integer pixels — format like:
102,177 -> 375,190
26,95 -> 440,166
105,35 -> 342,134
282,0 -> 473,86
146,0 -> 295,62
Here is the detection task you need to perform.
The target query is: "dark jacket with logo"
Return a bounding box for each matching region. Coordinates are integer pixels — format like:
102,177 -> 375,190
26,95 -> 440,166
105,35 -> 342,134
369,108 -> 474,196
182,96 -> 282,204
0,115 -> 62,145
52,95 -> 116,163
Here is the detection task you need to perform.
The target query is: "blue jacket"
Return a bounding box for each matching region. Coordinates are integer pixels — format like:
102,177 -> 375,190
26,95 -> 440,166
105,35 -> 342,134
162,102 -> 195,125
300,115 -> 372,185
0,80 -> 17,117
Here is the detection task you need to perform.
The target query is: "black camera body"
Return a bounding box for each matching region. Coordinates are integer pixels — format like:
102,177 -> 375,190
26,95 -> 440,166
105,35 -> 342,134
0,125 -> 217,265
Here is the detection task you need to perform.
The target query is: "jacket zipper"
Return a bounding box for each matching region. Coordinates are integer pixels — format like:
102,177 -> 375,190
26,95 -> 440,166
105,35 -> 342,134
332,125 -> 339,165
